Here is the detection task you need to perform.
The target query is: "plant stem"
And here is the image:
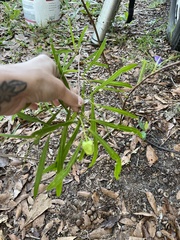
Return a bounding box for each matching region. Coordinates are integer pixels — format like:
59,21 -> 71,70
80,0 -> 111,75
120,60 -> 180,123
80,0 -> 123,105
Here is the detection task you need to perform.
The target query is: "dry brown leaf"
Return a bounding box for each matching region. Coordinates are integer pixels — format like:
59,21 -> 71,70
13,181 -> 24,199
77,191 -> 91,198
146,145 -> 158,166
57,237 -> 77,240
161,230 -> 176,240
121,153 -> 132,165
83,214 -> 91,227
8,234 -> 19,240
121,200 -> 129,215
32,213 -> 45,228
145,220 -> 156,237
146,192 -> 158,215
0,156 -> 9,167
25,194 -> 52,227
0,230 -> 5,240
154,95 -> 167,104
172,87 -> 180,96
0,215 -> 8,224
134,212 -> 156,218
7,200 -> 17,211
132,218 -> 146,237
89,228 -> 112,239
176,191 -> 180,200
0,193 -> 11,204
101,187 -> 119,199
72,164 -> 80,183
92,191 -> 100,206
41,172 -> 56,181
19,217 -> 25,231
57,220 -> 64,234
15,203 -> 22,220
174,143 -> 180,152
41,234 -> 49,240
129,237 -> 146,240
42,220 -> 54,235
51,199 -> 65,205
21,200 -> 30,217
37,183 -> 47,194
130,135 -> 139,151
120,218 -> 135,226
155,102 -> 168,111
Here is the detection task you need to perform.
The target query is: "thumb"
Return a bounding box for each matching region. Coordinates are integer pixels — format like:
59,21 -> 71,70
56,87 -> 84,112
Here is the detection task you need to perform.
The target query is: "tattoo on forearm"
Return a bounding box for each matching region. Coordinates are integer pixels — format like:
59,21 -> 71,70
0,80 -> 27,104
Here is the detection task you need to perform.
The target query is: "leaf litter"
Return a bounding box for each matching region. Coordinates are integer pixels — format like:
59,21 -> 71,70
0,0 -> 180,239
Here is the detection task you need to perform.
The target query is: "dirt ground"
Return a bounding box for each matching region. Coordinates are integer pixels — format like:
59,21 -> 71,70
0,0 -> 180,239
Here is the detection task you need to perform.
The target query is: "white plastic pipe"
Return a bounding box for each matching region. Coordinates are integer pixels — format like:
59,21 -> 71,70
91,0 -> 122,45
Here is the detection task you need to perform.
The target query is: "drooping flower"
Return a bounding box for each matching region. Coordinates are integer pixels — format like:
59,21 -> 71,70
82,140 -> 94,155
154,55 -> 163,65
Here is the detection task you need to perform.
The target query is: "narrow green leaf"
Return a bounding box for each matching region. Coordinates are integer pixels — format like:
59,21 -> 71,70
97,105 -> 138,119
31,121 -> 75,139
91,120 -> 142,138
63,55 -> 76,72
141,131 -> 146,139
89,129 -> 121,179
92,62 -> 108,68
90,79 -> 132,88
43,162 -> 57,173
46,109 -> 61,125
56,181 -> 63,197
92,64 -> 137,95
54,49 -> 72,55
138,60 -> 147,84
51,42 -> 69,88
47,141 -> 82,191
100,87 -> 124,93
78,25 -> 88,48
63,121 -> 81,160
63,69 -> 78,74
57,111 -> 71,172
0,133 -> 32,139
78,149 -> 85,161
34,137 -> 49,197
89,96 -> 98,167
144,121 -> 149,131
86,39 -> 106,72
17,112 -> 47,125
68,18 -> 77,50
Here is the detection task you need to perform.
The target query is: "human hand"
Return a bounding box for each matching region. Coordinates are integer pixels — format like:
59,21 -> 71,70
0,54 -> 83,115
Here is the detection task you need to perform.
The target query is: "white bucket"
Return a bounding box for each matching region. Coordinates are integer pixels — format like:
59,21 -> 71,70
22,0 -> 60,27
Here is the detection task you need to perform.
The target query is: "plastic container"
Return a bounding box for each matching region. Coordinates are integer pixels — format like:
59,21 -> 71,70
22,0 -> 60,27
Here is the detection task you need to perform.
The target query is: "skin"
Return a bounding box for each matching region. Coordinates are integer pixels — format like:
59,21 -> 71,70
0,54 -> 83,115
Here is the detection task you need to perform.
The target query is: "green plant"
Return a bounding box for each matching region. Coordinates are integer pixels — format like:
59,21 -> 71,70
149,0 -> 166,9
2,1 -> 21,21
138,120 -> 149,139
136,34 -> 156,52
0,33 -> 143,197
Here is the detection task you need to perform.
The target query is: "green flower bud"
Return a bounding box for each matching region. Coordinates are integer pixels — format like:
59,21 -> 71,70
82,140 -> 94,155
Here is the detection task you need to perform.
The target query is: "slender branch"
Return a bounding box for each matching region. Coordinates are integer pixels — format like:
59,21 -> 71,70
80,0 -> 112,75
80,0 -> 123,104
121,60 -> 180,112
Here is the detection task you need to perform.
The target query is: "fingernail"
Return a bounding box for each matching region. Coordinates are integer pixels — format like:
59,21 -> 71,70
78,96 -> 84,106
